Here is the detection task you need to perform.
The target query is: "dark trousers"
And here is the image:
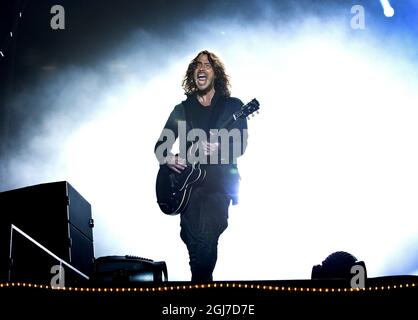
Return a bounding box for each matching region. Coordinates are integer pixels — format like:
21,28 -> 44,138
180,186 -> 230,282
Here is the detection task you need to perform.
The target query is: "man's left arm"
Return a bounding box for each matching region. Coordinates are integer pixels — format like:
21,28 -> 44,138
214,98 -> 248,164
228,98 -> 248,163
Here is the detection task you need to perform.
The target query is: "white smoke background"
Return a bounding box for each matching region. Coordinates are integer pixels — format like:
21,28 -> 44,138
2,2 -> 418,280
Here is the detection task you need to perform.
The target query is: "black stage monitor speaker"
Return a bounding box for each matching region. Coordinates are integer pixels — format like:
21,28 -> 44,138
93,255 -> 168,285
0,181 -> 94,285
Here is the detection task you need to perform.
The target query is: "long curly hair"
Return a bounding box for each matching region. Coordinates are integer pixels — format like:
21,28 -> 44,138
182,50 -> 231,97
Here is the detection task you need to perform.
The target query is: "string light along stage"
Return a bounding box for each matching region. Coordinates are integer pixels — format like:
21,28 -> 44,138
0,281 -> 416,293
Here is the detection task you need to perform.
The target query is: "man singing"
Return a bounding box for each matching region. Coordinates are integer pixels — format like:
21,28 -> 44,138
155,50 -> 248,282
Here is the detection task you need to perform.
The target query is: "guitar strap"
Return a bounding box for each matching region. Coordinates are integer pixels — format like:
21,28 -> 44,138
182,99 -> 194,131
181,97 -> 195,163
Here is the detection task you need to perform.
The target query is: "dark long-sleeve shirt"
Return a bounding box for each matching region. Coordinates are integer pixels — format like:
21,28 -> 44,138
154,92 -> 248,203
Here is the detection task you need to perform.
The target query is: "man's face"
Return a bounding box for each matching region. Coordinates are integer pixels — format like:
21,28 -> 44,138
193,54 -> 215,93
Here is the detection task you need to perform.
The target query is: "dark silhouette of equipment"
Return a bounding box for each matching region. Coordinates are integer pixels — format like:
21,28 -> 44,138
0,181 -> 94,285
92,255 -> 168,285
311,251 -> 367,280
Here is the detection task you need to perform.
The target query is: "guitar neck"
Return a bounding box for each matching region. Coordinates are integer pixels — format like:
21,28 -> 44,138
215,112 -> 242,132
216,98 -> 257,130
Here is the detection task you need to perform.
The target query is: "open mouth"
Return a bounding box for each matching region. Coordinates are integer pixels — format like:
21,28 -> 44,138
197,73 -> 207,84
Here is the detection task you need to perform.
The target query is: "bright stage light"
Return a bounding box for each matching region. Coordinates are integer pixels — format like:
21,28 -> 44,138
380,0 -> 395,17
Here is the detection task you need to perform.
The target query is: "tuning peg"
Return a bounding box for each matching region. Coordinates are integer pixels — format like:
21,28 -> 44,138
247,116 -> 250,120
252,114 -> 255,117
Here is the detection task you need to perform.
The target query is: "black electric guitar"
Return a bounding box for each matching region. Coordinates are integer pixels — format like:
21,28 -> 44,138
155,98 -> 260,215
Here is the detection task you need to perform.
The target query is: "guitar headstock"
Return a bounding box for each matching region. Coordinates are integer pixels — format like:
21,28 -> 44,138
233,98 -> 260,121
